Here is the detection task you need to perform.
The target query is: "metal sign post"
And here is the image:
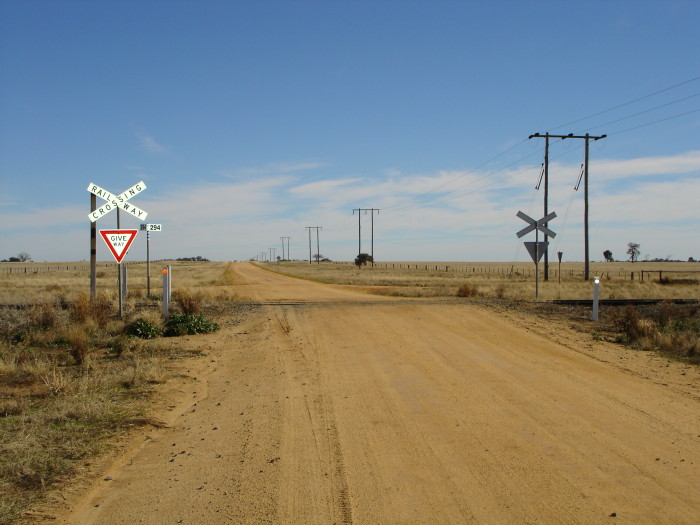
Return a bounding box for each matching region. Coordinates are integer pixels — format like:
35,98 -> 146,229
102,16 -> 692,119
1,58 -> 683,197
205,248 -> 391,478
517,211 -> 557,299
140,224 -> 162,298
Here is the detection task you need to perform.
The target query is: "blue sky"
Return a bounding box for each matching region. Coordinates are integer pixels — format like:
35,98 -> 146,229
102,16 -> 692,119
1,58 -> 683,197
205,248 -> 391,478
1,0 -> 699,263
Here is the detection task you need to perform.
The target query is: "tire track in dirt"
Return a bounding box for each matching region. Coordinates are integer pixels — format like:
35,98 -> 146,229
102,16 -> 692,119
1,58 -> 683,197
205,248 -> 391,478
273,306 -> 353,524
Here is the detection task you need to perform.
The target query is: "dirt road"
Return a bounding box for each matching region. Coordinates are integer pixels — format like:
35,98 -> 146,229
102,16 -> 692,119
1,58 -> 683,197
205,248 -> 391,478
56,263 -> 698,524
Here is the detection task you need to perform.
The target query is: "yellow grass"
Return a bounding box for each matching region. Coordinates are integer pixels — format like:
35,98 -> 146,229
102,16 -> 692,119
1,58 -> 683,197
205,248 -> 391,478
258,260 -> 700,301
0,261 -> 238,305
1,259 -> 698,304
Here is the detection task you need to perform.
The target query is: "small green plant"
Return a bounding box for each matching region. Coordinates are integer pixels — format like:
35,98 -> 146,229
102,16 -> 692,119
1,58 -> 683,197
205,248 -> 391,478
126,318 -> 163,339
164,314 -> 219,337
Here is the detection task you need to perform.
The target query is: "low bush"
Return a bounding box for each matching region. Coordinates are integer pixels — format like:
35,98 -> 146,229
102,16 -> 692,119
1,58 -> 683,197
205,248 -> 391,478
164,314 -> 219,337
456,283 -> 480,298
126,318 -> 163,339
611,304 -> 699,362
172,290 -> 201,315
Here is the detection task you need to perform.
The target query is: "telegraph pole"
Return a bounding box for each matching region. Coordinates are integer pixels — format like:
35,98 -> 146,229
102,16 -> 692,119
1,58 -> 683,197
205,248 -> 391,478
353,208 -> 380,265
306,227 -> 322,264
280,236 -> 291,261
529,132 -> 606,281
528,133 -> 551,280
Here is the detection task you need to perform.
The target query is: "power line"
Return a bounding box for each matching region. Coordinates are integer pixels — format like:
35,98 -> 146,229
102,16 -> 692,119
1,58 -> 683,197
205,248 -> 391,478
550,74 -> 700,131
585,92 -> 700,133
607,107 -> 700,136
384,138 -> 530,213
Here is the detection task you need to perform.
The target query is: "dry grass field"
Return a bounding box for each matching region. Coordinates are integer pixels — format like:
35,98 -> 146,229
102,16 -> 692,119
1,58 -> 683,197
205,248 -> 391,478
0,260 -> 233,523
259,260 -> 700,301
0,261 -> 240,306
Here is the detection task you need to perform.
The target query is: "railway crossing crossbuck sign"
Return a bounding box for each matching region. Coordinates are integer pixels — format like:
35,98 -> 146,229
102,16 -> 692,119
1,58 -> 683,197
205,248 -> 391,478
87,181 -> 148,222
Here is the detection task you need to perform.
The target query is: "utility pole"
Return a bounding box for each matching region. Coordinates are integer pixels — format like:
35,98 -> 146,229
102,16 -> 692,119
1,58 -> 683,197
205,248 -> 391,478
306,227 -> 322,264
352,208 -> 380,265
269,247 -> 276,262
528,133 -> 551,280
281,236 -> 291,261
529,132 -> 606,281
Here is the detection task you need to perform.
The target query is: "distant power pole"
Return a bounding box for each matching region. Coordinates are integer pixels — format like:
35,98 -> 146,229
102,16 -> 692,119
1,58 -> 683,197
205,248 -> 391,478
306,227 -> 322,264
352,208 -> 380,265
529,132 -> 606,281
281,236 -> 291,260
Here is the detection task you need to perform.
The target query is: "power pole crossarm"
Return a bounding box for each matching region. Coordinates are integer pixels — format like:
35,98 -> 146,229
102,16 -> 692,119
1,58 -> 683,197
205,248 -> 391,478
529,132 -> 606,281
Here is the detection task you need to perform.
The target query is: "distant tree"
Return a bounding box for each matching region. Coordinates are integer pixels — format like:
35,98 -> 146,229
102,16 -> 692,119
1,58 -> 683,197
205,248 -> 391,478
689,257 -> 697,263
627,242 -> 640,263
17,252 -> 32,262
313,253 -> 324,263
603,250 -> 614,262
354,253 -> 373,268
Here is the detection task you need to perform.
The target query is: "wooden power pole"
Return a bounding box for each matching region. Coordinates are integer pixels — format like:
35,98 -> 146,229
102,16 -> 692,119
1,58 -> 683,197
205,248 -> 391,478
529,132 -> 606,281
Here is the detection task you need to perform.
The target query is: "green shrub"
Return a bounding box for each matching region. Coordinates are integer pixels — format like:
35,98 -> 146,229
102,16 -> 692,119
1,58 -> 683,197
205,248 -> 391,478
126,318 -> 163,339
163,314 -> 219,337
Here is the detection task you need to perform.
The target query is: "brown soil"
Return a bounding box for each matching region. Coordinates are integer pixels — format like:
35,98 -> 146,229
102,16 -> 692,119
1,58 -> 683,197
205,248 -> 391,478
32,263 -> 699,524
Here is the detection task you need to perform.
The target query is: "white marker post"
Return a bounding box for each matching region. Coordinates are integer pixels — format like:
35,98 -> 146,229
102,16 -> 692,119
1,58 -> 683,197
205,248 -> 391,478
162,266 -> 170,318
592,276 -> 600,321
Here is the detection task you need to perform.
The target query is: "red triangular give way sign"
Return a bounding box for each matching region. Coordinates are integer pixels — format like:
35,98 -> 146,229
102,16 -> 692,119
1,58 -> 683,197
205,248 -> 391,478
99,229 -> 138,263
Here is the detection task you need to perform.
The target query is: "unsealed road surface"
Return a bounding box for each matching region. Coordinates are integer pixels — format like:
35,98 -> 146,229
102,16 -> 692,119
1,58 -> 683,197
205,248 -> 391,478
59,263 -> 699,524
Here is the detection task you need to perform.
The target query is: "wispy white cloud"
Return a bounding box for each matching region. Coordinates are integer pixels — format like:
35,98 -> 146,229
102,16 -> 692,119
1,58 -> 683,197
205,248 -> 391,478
219,161 -> 327,179
592,150 -> 700,179
136,131 -> 167,154
289,178 -> 364,199
3,149 -> 699,262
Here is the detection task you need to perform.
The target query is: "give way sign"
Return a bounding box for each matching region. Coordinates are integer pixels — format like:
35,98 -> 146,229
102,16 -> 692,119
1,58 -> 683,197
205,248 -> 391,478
100,230 -> 138,263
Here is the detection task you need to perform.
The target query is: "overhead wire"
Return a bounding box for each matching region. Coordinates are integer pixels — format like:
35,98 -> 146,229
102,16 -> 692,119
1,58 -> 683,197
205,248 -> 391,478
581,91 -> 700,133
549,74 -> 700,131
606,107 -> 700,136
383,138 -> 530,213
290,74 -> 700,256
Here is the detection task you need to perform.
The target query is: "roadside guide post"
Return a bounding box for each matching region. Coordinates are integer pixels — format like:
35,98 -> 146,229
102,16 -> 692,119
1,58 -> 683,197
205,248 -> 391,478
162,266 -> 172,318
87,181 -> 148,317
516,210 -> 557,300
592,276 -> 600,321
